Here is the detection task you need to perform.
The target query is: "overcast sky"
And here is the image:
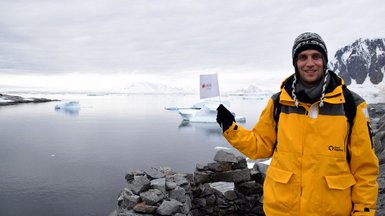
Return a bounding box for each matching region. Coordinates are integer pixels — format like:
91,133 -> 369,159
0,0 -> 384,92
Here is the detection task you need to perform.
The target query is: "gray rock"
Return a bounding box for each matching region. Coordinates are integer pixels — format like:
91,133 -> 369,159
180,195 -> 192,214
127,176 -> 151,195
208,182 -> 235,196
200,206 -> 214,215
211,168 -> 251,183
216,195 -> 230,208
193,170 -> 212,184
207,162 -> 233,172
126,169 -> 145,176
121,191 -> 141,210
159,166 -> 175,176
195,163 -> 208,171
250,170 -> 266,185
167,174 -> 189,186
192,198 -> 206,208
133,202 -> 157,214
376,164 -> 385,215
156,199 -> 183,215
151,178 -> 166,194
224,190 -> 238,201
199,183 -> 215,197
374,131 -> 385,154
236,181 -> 263,195
140,189 -> 164,205
232,156 -> 248,169
165,181 -> 177,190
145,167 -> 165,179
368,104 -> 385,119
125,173 -> 135,182
213,150 -> 238,163
184,173 -> 194,185
205,194 -> 216,205
169,186 -> 186,203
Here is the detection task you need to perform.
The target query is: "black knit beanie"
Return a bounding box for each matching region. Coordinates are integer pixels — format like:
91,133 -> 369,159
292,32 -> 328,67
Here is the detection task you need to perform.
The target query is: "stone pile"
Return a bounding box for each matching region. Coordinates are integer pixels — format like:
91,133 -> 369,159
116,167 -> 193,216
114,150 -> 266,216
191,150 -> 264,216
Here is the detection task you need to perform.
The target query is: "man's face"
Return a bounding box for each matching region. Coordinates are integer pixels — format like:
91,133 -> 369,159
296,49 -> 324,86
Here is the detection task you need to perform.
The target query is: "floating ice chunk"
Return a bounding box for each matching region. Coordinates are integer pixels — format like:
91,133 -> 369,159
214,146 -> 231,150
178,104 -> 246,123
55,101 -> 80,110
55,101 -> 80,115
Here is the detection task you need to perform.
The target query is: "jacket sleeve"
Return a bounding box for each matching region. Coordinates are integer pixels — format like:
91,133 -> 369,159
349,101 -> 379,215
223,98 -> 277,160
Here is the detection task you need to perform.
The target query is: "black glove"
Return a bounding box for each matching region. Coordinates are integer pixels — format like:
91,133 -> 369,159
216,104 -> 235,132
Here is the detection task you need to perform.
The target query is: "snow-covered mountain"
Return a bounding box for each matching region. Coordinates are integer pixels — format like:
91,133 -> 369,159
124,82 -> 195,94
230,83 -> 273,96
330,38 -> 385,85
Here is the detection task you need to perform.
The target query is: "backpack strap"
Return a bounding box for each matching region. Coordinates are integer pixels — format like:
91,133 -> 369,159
273,92 -> 282,127
342,86 -> 356,132
272,92 -> 281,152
342,85 -> 357,163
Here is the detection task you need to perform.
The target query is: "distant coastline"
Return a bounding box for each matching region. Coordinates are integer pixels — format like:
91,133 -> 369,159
0,93 -> 59,106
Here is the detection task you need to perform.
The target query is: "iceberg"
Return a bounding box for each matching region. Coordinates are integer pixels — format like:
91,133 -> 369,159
54,101 -> 80,114
178,102 -> 246,123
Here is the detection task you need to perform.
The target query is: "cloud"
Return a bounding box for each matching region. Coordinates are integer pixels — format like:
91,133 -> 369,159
0,0 -> 384,80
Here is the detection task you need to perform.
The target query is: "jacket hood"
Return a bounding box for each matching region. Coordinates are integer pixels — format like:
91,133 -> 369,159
280,70 -> 345,103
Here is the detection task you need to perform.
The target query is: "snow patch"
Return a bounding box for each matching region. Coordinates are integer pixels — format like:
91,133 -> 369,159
0,98 -> 13,103
377,46 -> 385,57
342,49 -> 351,62
348,79 -> 385,104
362,41 -> 369,54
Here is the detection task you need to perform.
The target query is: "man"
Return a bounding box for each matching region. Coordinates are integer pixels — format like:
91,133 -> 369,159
216,32 -> 379,215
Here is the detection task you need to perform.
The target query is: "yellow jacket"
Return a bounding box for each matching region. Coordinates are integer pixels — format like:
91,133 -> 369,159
224,73 -> 378,216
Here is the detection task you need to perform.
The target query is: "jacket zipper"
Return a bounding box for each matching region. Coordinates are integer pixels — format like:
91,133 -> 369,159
300,105 -> 308,206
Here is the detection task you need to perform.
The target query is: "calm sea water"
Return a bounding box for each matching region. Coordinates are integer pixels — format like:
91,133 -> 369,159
0,93 -> 267,216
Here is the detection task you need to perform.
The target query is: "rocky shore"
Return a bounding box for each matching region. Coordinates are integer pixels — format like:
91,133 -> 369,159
111,103 -> 385,216
0,93 -> 59,105
112,150 -> 266,216
368,103 -> 385,215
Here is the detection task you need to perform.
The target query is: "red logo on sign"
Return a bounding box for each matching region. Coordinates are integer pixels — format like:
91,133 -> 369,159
201,83 -> 212,89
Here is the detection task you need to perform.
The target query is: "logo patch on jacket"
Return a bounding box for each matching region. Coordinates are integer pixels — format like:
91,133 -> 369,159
328,145 -> 344,152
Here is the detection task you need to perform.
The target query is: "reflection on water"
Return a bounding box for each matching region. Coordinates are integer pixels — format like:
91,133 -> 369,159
178,121 -> 223,136
0,94 -> 266,216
